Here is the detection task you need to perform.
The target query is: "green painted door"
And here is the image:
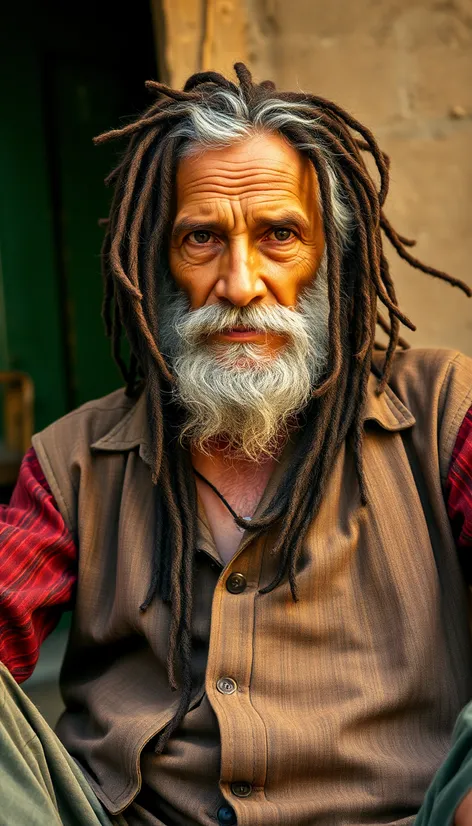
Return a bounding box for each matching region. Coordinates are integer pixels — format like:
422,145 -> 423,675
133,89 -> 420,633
48,58 -> 133,407
0,0 -> 156,430
0,36 -> 68,430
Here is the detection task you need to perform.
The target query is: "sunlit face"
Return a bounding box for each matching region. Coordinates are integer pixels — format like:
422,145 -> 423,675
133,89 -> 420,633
168,132 -> 325,358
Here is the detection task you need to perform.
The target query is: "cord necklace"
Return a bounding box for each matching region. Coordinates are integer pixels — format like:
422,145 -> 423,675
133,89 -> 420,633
193,468 -> 253,523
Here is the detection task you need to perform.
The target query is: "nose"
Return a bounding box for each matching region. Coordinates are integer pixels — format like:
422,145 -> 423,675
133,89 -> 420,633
214,240 -> 267,307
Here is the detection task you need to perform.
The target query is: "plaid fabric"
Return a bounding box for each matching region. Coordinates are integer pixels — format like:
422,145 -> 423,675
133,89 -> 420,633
446,406 -> 472,553
1,406 -> 471,684
0,448 -> 76,681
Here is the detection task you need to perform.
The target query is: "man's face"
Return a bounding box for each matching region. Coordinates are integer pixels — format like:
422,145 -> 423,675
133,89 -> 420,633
169,132 -> 325,357
164,132 -> 329,459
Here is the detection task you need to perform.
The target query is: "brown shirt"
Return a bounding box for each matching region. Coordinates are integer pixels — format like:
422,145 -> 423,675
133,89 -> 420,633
32,349 -> 472,826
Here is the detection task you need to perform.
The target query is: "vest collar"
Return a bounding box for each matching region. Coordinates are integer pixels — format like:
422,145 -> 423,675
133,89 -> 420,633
90,370 -> 416,457
90,390 -> 149,459
363,371 -> 416,431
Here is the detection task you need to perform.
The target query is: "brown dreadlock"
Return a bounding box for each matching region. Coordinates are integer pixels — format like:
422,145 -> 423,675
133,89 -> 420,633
95,63 -> 471,751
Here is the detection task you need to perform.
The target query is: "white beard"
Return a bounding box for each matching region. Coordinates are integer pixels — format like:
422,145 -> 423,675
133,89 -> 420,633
160,254 -> 330,461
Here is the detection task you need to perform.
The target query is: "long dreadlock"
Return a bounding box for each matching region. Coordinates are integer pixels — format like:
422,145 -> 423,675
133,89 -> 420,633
95,63 -> 471,750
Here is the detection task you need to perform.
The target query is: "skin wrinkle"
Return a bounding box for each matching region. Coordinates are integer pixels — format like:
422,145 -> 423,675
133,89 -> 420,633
169,133 -> 325,317
171,209 -> 313,246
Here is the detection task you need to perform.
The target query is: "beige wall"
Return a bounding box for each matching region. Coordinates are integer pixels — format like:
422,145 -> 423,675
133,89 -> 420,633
156,0 -> 471,355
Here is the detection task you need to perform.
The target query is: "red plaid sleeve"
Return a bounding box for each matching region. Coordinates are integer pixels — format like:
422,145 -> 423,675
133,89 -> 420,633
0,447 -> 76,682
446,406 -> 472,554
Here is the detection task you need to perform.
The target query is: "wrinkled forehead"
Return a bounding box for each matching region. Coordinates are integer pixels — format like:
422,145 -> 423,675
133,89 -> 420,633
173,132 -> 320,218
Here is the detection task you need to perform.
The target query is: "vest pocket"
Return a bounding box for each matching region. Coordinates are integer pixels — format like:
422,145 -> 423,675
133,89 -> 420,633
83,684 -> 207,815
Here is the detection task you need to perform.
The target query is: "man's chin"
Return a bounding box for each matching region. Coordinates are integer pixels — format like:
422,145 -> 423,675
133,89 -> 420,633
217,357 -> 272,371
189,431 -> 285,463
213,347 -> 277,371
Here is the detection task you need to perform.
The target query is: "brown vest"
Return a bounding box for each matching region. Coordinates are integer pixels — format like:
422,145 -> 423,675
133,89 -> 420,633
32,349 -> 472,825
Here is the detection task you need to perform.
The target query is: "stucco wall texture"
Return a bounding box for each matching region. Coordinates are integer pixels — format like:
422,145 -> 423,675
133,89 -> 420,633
159,0 -> 471,355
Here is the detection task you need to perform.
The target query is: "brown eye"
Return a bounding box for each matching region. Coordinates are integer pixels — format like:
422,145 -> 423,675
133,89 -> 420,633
190,230 -> 212,244
272,228 -> 293,242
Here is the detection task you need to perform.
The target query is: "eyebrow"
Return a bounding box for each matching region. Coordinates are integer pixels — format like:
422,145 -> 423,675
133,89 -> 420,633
259,210 -> 311,235
171,209 -> 311,241
171,217 -> 226,241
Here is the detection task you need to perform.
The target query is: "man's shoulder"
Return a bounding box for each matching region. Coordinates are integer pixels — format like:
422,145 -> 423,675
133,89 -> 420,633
31,387 -> 143,533
376,347 -> 472,480
375,347 -> 471,385
32,387 -> 138,453
375,348 -> 472,411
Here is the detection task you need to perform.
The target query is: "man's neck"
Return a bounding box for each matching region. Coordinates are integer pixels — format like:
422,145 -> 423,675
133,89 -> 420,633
192,440 -> 279,512
191,440 -> 282,565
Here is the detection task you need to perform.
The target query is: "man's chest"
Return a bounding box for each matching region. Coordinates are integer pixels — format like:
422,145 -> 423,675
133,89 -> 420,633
194,459 -> 277,565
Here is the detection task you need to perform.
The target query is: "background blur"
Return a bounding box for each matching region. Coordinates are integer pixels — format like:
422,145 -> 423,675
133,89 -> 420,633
0,0 -> 471,719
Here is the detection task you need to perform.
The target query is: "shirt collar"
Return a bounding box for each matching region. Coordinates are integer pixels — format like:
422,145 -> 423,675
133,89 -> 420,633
90,368 -> 416,458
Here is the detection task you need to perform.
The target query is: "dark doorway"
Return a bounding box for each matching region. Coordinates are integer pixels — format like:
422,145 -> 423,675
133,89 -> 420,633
0,0 -> 157,428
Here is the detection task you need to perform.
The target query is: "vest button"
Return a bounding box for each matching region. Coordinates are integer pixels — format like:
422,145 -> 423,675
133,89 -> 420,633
216,677 -> 238,695
231,781 -> 252,798
226,573 -> 247,594
217,804 -> 237,824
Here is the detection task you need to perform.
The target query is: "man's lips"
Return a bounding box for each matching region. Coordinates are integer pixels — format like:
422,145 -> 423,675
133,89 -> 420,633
212,327 -> 268,342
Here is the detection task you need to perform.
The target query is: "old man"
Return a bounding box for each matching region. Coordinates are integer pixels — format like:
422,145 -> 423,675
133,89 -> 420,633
0,64 -> 472,826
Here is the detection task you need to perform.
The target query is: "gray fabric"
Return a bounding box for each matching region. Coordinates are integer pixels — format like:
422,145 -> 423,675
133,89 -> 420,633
0,662 -> 124,826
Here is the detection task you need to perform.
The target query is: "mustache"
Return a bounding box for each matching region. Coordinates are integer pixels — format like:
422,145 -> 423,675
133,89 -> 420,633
173,301 -> 306,344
